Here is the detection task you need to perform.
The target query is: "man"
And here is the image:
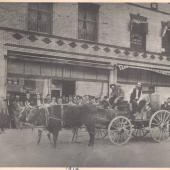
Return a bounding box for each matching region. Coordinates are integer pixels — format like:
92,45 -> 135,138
130,82 -> 142,115
109,83 -> 125,108
161,97 -> 170,110
24,92 -> 32,108
5,93 -> 13,128
101,96 -> 110,109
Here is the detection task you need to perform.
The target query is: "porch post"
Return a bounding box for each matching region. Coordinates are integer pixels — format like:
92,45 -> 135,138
109,65 -> 117,97
0,31 -> 8,112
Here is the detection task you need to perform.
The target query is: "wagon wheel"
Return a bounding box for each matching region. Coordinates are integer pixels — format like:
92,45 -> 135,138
132,128 -> 148,138
95,128 -> 108,139
149,110 -> 170,143
108,116 -> 133,145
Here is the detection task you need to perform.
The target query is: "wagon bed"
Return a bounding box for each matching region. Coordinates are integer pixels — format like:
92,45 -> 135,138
94,103 -> 170,145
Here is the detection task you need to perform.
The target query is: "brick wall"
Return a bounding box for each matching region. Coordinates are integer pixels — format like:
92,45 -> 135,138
0,3 -> 27,30
53,3 -> 78,39
52,3 -> 170,53
0,3 -> 170,53
98,3 -> 170,53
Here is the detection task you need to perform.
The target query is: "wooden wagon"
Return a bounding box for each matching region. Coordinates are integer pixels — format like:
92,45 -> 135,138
95,93 -> 170,145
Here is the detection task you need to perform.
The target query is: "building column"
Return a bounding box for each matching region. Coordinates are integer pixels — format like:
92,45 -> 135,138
0,31 -> 8,112
109,65 -> 117,97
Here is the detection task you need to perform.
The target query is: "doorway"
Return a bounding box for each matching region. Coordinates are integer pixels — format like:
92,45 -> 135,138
62,80 -> 75,97
51,90 -> 61,99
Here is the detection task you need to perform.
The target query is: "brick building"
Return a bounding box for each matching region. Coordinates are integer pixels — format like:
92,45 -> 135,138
1,3 -> 170,105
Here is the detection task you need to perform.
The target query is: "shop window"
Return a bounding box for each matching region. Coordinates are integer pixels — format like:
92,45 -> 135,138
62,80 -> 75,97
28,3 -> 53,34
161,21 -> 170,55
129,14 -> 148,51
78,3 -> 99,41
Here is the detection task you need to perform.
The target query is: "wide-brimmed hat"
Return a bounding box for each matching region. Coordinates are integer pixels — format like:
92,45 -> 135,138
137,82 -> 142,87
109,83 -> 116,88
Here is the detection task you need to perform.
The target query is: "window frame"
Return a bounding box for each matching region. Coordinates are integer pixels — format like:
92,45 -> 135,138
150,3 -> 158,10
129,14 -> 147,52
162,29 -> 170,55
78,3 -> 99,42
27,3 -> 53,34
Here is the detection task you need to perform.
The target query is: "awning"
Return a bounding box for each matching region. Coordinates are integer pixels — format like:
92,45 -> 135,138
7,51 -> 112,70
117,64 -> 170,76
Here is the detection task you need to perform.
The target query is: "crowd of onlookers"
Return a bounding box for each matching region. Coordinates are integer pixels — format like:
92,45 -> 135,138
1,82 -> 170,133
0,92 -> 109,132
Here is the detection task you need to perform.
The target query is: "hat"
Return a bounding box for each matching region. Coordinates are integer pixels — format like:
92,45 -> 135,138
110,83 -> 116,88
137,82 -> 142,86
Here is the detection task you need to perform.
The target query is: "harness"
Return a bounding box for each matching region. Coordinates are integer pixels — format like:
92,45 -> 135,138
40,104 -> 65,127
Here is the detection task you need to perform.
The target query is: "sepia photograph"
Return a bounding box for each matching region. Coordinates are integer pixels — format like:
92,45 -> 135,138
0,1 -> 170,167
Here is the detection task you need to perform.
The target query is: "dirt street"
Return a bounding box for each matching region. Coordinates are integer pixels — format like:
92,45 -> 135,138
0,128 -> 170,167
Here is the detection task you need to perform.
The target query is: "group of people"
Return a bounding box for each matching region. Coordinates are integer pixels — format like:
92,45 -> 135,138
108,82 -> 151,119
3,92 -> 104,130
0,81 -> 165,132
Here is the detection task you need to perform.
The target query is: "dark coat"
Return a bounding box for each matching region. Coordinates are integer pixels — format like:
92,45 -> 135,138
130,88 -> 142,103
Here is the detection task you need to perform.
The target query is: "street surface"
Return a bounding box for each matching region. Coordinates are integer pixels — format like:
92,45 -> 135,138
0,128 -> 170,167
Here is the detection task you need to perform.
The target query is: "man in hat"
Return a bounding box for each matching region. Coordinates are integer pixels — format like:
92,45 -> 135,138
109,83 -> 125,108
130,82 -> 142,115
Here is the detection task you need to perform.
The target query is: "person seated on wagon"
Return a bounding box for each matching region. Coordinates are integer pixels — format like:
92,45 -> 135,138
134,94 -> 151,120
101,96 -> 110,109
109,83 -> 125,108
161,97 -> 170,111
130,82 -> 142,115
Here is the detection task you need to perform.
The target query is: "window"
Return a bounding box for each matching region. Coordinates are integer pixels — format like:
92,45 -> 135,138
78,3 -> 99,41
150,3 -> 158,10
161,21 -> 170,55
28,3 -> 53,34
130,14 -> 148,51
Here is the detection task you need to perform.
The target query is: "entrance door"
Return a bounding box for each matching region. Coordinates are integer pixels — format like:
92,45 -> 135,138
62,80 -> 75,97
51,90 -> 61,99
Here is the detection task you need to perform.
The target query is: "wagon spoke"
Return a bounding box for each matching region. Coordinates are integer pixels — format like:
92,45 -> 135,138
153,117 -> 160,124
156,113 -> 161,123
151,122 -> 160,126
163,113 -> 170,124
162,111 -> 167,122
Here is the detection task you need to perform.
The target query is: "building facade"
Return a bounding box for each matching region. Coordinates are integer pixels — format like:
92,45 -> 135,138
0,3 -> 170,106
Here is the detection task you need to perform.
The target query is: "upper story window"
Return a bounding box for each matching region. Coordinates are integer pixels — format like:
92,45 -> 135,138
28,3 -> 53,34
129,14 -> 148,52
150,3 -> 158,10
78,3 -> 99,42
161,21 -> 170,55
